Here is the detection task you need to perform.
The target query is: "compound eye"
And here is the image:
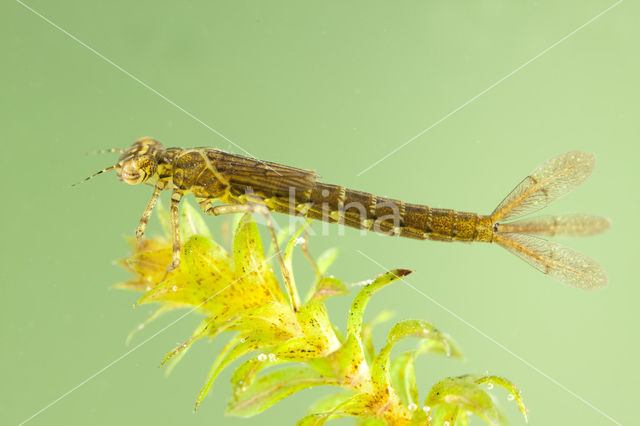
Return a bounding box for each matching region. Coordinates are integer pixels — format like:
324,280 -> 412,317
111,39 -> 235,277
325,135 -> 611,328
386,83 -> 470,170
121,160 -> 145,184
118,154 -> 157,185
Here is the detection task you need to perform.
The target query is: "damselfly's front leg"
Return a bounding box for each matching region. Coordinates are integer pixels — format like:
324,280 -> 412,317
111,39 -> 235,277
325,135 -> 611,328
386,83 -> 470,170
167,189 -> 184,272
197,199 -> 300,312
136,184 -> 162,240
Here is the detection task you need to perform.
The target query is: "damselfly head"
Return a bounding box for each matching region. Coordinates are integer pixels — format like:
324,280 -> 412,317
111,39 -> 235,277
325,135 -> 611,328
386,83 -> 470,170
117,137 -> 164,185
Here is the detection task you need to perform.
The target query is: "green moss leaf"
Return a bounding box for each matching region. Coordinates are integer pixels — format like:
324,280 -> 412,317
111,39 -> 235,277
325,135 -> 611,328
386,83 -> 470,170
308,276 -> 348,302
428,404 -> 468,426
116,239 -> 172,289
195,334 -> 245,411
227,366 -> 337,417
297,300 -> 340,349
135,235 -> 232,308
195,333 -> 282,411
424,376 -> 504,425
233,214 -> 283,304
315,247 -> 339,276
306,391 -> 355,416
296,393 -> 374,425
471,375 -> 527,422
362,310 -> 394,364
125,304 -> 179,345
390,351 -> 418,408
347,269 -> 412,338
389,328 -> 464,409
180,200 -> 213,240
159,318 -> 211,368
309,334 -> 368,388
373,319 -> 451,394
356,419 -> 386,426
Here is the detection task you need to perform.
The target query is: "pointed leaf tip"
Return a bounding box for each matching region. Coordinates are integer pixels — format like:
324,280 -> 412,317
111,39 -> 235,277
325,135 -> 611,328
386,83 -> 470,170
394,269 -> 412,277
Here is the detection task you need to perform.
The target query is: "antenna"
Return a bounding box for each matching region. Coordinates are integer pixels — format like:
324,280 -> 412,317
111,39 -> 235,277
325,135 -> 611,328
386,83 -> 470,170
71,165 -> 119,187
86,148 -> 125,155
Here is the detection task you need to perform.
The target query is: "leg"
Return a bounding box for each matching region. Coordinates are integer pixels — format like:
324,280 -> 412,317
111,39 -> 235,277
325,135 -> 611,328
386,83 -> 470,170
167,190 -> 184,272
199,200 -> 300,312
136,184 -> 163,240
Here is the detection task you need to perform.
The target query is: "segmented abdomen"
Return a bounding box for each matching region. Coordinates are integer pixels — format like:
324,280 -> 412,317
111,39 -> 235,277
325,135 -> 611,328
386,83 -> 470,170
268,182 -> 491,242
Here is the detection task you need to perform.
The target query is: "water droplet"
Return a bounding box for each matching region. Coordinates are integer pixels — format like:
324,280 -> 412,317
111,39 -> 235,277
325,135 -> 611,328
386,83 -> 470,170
145,286 -> 151,291
257,353 -> 267,361
407,403 -> 417,411
422,406 -> 431,413
487,383 -> 494,390
241,386 -> 247,392
172,286 -> 178,292
268,353 -> 277,362
507,394 -> 515,401
294,237 -> 305,245
240,338 -> 246,343
444,422 -> 450,426
137,324 -> 144,330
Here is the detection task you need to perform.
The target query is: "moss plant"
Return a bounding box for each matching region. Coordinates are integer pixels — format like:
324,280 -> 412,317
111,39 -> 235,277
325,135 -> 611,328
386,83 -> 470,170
115,202 -> 527,425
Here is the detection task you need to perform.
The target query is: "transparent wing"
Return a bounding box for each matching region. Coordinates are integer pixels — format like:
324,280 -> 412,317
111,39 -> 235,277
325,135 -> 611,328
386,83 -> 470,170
494,233 -> 607,289
206,149 -> 319,197
497,214 -> 611,237
492,151 -> 595,222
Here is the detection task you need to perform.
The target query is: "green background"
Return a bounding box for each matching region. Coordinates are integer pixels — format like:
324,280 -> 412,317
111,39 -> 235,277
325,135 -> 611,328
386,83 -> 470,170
2,1 -> 638,425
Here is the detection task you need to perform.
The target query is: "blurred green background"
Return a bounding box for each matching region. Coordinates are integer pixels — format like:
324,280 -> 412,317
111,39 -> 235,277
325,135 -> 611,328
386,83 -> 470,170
2,1 -> 637,425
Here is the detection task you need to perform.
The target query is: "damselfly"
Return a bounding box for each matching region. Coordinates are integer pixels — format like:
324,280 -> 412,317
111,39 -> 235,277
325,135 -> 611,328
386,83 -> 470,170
79,137 -> 610,291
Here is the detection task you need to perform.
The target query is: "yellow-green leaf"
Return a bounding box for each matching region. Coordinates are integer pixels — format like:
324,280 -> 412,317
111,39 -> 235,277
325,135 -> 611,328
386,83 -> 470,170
159,319 -> 211,368
315,247 -> 339,276
471,375 -> 527,423
362,310 -> 394,364
424,376 -> 504,425
372,319 -> 449,393
180,200 -> 213,240
347,269 -> 412,338
306,391 -> 355,416
390,351 -> 418,407
233,214 -> 283,303
296,393 -> 375,425
227,366 -> 337,417
125,304 -> 178,345
308,276 -> 348,302
195,334 -> 276,411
